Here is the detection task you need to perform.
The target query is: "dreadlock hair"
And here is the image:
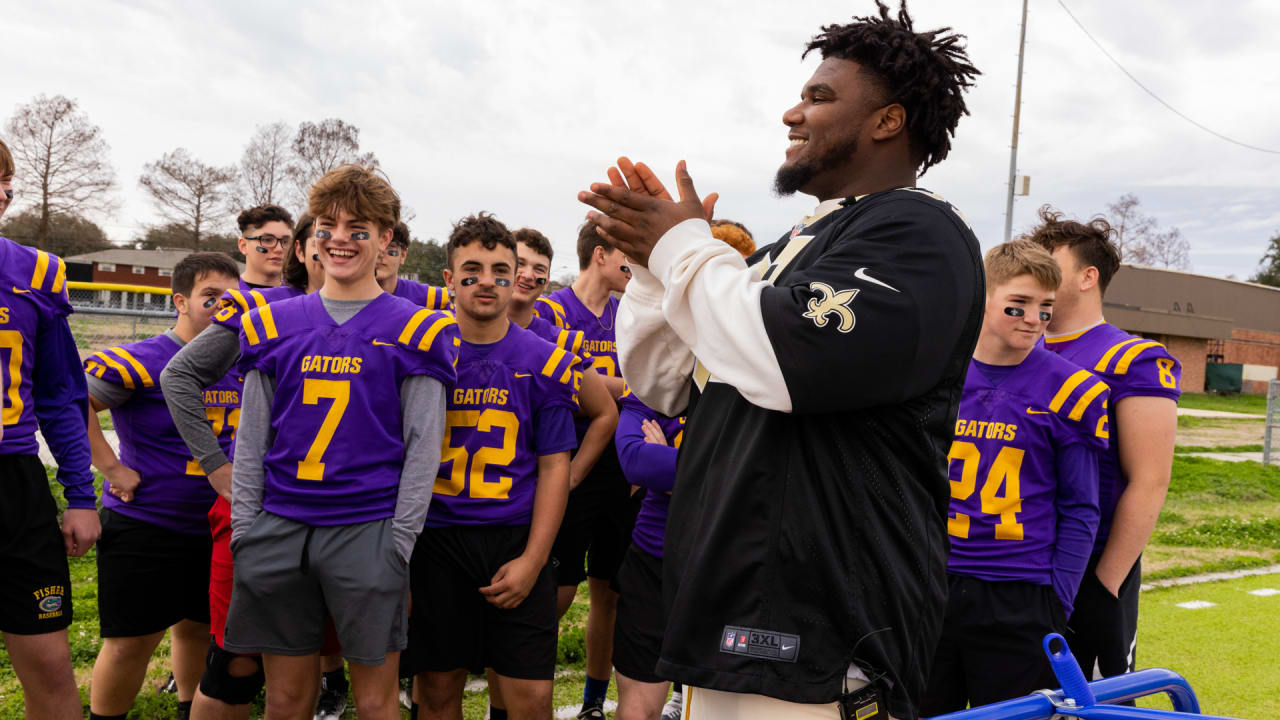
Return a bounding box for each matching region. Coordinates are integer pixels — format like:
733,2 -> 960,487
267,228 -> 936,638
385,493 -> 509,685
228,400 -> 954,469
446,212 -> 516,268
1022,205 -> 1122,295
710,219 -> 756,258
803,1 -> 979,175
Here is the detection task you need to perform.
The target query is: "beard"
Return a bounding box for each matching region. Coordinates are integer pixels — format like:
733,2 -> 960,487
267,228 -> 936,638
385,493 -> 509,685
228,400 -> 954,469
773,134 -> 859,197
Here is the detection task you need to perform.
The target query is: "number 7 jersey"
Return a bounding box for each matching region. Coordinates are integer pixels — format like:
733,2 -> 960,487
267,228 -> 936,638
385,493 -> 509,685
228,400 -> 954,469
239,292 -> 460,526
946,346 -> 1109,582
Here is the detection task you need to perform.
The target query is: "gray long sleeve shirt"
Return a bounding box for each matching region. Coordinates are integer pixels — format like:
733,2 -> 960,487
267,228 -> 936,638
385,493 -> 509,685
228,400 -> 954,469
160,323 -> 242,474
228,295 -> 446,563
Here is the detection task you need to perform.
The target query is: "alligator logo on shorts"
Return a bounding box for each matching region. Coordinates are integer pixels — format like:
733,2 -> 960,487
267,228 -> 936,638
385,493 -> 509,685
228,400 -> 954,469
38,594 -> 62,613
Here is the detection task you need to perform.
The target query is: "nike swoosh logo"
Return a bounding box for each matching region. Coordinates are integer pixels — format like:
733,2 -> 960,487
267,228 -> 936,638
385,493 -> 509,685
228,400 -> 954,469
514,372 -> 532,378
853,267 -> 899,293
371,339 -> 394,346
1026,407 -> 1049,415
12,286 -> 31,294
781,644 -> 794,652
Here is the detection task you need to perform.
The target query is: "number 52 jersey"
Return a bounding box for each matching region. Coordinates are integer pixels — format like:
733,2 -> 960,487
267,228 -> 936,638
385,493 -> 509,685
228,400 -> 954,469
238,292 -> 460,526
946,346 -> 1109,581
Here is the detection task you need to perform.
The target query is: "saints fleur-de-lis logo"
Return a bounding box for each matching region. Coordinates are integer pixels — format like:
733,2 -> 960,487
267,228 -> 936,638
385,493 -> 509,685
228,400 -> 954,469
803,282 -> 859,333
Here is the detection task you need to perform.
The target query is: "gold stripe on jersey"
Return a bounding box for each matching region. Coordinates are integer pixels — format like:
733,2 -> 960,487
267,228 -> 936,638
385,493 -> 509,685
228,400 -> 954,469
32,250 -> 51,290
85,361 -> 106,378
249,291 -> 280,340
93,352 -> 136,389
242,310 -> 263,346
226,289 -> 253,315
1048,369 -> 1092,414
111,347 -> 155,388
1094,338 -> 1142,374
1044,326 -> 1094,344
51,257 -> 67,293
541,346 -> 568,379
1114,341 -> 1162,375
1068,379 -> 1107,421
557,354 -> 580,385
398,309 -> 432,345
537,298 -> 568,328
417,315 -> 456,352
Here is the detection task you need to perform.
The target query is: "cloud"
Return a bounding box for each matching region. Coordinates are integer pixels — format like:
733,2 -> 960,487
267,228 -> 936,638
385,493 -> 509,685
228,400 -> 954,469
7,0 -> 1278,278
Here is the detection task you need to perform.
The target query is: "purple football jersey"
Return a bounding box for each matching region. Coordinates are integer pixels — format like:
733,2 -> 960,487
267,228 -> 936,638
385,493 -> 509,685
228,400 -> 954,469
946,347 -> 1109,583
616,386 -> 684,558
541,288 -> 620,380
240,292 -> 460,526
428,323 -> 580,528
532,296 -> 569,329
211,285 -> 304,336
1044,322 -> 1181,551
0,241 -> 73,456
525,314 -> 594,369
86,334 -> 241,533
391,279 -> 452,310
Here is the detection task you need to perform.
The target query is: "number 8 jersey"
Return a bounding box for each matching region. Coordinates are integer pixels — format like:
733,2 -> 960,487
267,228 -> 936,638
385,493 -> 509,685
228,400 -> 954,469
239,292 -> 460,526
946,346 -> 1109,582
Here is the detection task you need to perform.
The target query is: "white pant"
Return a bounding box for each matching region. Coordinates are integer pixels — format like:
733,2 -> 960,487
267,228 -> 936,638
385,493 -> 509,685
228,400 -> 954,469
683,686 -> 844,720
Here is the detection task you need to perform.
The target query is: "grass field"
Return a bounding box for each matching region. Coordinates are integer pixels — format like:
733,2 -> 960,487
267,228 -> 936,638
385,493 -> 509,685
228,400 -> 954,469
3,453 -> 1277,719
1178,392 -> 1270,415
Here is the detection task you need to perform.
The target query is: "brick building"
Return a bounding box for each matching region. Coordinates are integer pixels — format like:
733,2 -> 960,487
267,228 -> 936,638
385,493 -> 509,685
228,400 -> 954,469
1105,265 -> 1280,394
65,248 -> 244,311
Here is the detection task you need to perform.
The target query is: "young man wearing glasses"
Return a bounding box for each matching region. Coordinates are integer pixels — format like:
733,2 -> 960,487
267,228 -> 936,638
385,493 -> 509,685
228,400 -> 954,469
236,205 -> 293,290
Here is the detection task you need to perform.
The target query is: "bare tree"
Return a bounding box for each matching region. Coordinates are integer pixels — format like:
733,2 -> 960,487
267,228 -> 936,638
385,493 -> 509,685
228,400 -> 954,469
1144,227 -> 1191,270
1104,194 -> 1155,264
4,94 -> 117,250
138,148 -> 238,250
288,119 -> 378,200
238,121 -> 297,210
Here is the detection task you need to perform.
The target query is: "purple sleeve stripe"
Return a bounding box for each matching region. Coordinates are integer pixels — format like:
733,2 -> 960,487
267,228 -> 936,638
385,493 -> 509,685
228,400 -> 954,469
1047,369 -> 1092,414
248,291 -> 280,339
109,347 -> 155,388
91,351 -> 137,389
1113,341 -> 1164,374
1067,380 -> 1107,421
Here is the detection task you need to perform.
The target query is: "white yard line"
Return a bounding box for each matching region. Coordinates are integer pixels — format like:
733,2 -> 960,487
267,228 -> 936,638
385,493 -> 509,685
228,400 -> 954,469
1141,564 -> 1280,591
1176,408 -> 1265,419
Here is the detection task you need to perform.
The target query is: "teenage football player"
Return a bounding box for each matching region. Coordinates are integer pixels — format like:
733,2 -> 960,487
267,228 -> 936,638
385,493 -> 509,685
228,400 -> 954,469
224,165 -> 458,720
921,240 -> 1105,714
406,214 -> 577,720
236,205 -> 292,289
377,221 -> 452,310
1029,206 -> 1181,679
84,252 -> 241,720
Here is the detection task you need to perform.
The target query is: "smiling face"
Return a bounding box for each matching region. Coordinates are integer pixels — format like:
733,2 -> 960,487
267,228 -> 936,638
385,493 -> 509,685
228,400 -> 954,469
982,274 -> 1055,355
445,240 -> 516,324
776,57 -> 888,200
376,241 -> 407,284
513,241 -> 551,305
313,208 -> 390,287
295,228 -> 326,291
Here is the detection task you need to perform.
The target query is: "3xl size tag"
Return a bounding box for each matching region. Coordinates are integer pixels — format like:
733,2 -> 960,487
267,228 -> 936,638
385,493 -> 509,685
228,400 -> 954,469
839,683 -> 885,720
719,626 -> 799,662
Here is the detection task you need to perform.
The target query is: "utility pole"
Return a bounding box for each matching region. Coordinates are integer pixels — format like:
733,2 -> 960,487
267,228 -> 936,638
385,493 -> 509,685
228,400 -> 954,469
1003,0 -> 1030,242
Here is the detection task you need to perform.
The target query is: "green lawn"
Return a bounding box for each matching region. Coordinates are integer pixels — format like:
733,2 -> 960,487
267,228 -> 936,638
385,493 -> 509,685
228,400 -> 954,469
1137,574 -> 1280,719
1178,392 -> 1270,415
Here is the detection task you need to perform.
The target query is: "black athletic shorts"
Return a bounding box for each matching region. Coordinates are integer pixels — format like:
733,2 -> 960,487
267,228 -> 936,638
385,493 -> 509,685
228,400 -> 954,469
610,544 -> 666,684
0,454 -> 74,635
551,471 -> 641,587
404,524 -> 557,680
921,574 -> 1066,716
1067,555 -> 1142,680
97,507 -> 212,637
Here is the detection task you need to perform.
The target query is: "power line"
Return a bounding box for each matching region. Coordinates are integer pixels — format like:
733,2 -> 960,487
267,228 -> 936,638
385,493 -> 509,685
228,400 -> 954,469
1057,0 -> 1280,155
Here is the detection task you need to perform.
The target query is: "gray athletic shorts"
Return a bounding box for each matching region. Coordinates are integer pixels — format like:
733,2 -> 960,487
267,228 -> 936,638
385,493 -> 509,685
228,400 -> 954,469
223,512 -> 409,666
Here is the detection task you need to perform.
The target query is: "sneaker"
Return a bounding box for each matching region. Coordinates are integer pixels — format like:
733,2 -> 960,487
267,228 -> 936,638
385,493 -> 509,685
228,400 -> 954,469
161,672 -> 178,694
661,693 -> 683,720
400,677 -> 412,710
577,701 -> 606,720
314,678 -> 348,720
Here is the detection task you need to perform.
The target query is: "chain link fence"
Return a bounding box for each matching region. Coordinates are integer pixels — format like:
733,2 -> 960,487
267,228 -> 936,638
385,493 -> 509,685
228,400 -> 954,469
67,282 -> 174,359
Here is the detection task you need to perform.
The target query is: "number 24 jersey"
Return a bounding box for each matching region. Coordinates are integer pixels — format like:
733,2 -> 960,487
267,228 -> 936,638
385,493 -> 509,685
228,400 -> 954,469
239,292 -> 460,526
947,346 -> 1109,581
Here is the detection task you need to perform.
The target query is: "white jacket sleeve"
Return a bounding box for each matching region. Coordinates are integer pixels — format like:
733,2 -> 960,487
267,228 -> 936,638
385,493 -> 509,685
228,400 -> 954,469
618,218 -> 792,414
616,264 -> 696,416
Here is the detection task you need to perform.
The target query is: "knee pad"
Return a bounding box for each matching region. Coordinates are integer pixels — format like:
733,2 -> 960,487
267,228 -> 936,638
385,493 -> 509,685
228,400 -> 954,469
199,643 -> 265,706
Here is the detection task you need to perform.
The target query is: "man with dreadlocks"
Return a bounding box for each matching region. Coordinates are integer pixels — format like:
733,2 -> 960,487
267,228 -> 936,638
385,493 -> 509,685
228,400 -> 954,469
578,3 -> 982,718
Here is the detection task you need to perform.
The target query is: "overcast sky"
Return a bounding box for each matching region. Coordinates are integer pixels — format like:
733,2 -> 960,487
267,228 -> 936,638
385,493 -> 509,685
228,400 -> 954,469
7,0 -> 1279,280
